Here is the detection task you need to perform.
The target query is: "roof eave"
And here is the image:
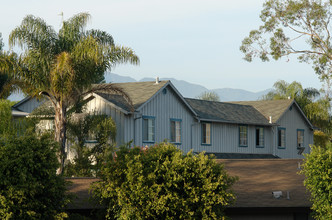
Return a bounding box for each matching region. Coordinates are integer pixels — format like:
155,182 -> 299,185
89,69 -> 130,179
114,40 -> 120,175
198,118 -> 273,126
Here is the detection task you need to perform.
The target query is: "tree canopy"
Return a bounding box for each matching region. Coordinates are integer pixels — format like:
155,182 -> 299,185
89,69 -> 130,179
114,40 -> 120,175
196,91 -> 221,101
3,13 -> 139,173
0,134 -> 70,219
93,143 -> 237,219
240,0 -> 332,84
0,34 -> 22,99
301,144 -> 332,220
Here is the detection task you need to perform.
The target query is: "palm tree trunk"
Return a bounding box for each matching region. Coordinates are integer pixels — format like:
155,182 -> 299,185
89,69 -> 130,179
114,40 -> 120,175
54,101 -> 67,174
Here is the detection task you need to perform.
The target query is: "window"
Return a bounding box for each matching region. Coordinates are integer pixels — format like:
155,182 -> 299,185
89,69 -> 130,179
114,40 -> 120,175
201,123 -> 211,145
239,125 -> 248,147
143,116 -> 155,143
297,129 -> 304,148
170,119 -> 181,144
278,127 -> 286,148
256,127 -> 264,147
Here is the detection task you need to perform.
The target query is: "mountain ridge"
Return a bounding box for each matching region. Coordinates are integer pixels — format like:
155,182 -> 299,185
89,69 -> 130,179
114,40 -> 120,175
105,73 -> 270,101
8,73 -> 271,101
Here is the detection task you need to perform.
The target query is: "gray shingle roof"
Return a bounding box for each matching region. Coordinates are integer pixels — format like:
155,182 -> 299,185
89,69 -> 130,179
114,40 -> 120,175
185,98 -> 271,126
229,100 -> 294,123
95,81 -> 169,112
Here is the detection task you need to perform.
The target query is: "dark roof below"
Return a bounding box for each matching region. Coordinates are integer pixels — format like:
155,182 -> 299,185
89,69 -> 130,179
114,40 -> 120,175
66,178 -> 100,210
66,159 -> 311,210
217,159 -> 311,208
185,98 -> 271,126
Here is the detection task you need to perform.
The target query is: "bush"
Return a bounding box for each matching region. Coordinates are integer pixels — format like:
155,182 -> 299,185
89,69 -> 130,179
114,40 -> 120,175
0,134 -> 70,219
93,143 -> 237,219
301,144 -> 332,220
313,130 -> 329,147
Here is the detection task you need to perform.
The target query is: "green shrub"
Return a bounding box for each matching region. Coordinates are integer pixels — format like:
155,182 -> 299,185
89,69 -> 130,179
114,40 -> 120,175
314,130 -> 329,147
0,134 -> 70,219
93,142 -> 237,219
301,144 -> 332,220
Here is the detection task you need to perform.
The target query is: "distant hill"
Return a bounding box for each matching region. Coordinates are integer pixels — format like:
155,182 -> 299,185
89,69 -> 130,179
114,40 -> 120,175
107,73 -> 270,101
8,73 -> 270,102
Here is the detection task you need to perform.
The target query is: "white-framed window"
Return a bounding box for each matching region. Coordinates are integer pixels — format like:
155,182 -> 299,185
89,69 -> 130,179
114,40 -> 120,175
239,125 -> 248,147
170,119 -> 181,144
278,127 -> 286,148
256,127 -> 264,147
201,123 -> 211,145
297,129 -> 304,148
143,116 -> 155,143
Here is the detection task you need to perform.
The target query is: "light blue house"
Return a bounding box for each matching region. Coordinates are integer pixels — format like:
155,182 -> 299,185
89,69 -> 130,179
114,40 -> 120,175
12,80 -> 314,159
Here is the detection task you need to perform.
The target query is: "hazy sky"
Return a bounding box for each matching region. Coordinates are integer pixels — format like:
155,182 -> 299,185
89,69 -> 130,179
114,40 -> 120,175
0,0 -> 323,92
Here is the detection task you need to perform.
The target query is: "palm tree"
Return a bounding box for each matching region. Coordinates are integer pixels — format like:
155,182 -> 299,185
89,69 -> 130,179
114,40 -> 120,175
0,33 -> 23,99
6,13 -> 139,173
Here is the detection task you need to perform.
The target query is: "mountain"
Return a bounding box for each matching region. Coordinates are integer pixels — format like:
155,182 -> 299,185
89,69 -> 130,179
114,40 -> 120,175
107,73 -> 270,101
7,73 -> 270,102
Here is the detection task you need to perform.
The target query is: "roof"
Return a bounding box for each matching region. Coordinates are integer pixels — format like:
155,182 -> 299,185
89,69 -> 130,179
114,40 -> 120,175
12,96 -> 32,109
185,98 -> 271,126
66,159 -> 311,210
94,80 -> 197,116
96,81 -> 168,111
217,159 -> 311,208
228,99 -> 294,123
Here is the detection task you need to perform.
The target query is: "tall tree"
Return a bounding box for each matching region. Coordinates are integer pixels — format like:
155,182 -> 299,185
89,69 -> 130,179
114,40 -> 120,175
5,13 -> 139,173
0,33 -> 22,99
240,0 -> 332,86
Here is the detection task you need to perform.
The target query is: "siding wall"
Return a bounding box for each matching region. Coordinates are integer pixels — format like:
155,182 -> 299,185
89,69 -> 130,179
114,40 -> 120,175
84,95 -> 127,145
192,123 -> 273,155
136,86 -> 195,153
274,104 -> 313,159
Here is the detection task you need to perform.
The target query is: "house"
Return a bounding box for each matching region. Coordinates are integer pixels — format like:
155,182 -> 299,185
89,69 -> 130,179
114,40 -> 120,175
66,159 -> 313,220
12,80 -> 314,159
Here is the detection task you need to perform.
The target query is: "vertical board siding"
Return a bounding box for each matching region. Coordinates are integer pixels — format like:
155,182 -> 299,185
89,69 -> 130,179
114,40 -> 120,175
139,86 -> 195,153
196,123 -> 273,155
84,95 -> 128,146
275,104 -> 313,159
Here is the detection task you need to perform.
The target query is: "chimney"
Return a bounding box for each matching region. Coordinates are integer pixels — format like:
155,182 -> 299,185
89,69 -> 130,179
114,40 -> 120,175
155,77 -> 160,84
269,116 -> 272,124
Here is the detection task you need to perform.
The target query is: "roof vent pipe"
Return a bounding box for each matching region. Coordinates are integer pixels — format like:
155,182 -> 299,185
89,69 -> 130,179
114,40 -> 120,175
155,77 -> 160,84
269,116 -> 272,124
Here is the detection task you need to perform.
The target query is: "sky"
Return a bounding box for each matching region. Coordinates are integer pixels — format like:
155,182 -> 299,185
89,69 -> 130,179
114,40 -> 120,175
0,0 -> 324,92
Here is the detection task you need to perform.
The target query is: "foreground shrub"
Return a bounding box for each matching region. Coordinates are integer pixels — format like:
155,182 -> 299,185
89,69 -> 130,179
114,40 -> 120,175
301,144 -> 332,220
0,134 -> 70,219
93,143 -> 237,219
